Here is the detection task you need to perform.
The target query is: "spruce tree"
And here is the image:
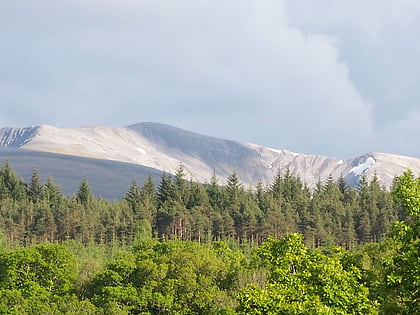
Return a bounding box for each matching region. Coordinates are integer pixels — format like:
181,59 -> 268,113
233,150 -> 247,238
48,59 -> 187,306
0,161 -> 26,201
42,176 -> 62,208
174,163 -> 189,207
140,175 -> 157,223
28,167 -> 43,203
206,172 -> 221,210
125,178 -> 141,214
76,177 -> 93,206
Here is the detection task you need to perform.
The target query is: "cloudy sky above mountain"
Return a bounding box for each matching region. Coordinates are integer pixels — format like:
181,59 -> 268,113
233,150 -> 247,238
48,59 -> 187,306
1,0 -> 419,158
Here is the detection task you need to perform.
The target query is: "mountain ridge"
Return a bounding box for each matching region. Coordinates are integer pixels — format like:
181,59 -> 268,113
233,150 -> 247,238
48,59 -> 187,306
1,122 -> 420,197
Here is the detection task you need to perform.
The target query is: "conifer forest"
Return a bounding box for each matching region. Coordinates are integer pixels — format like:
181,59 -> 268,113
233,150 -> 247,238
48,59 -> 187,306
0,161 -> 419,314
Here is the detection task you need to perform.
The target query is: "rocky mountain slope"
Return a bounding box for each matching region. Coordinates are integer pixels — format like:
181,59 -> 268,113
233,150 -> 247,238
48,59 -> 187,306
1,123 -> 420,197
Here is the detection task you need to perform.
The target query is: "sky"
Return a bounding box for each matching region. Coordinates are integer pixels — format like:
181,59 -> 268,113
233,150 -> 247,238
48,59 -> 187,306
1,0 -> 419,159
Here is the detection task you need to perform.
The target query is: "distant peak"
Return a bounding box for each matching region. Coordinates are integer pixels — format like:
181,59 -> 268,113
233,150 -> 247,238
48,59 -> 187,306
128,122 -> 215,140
128,122 -> 190,132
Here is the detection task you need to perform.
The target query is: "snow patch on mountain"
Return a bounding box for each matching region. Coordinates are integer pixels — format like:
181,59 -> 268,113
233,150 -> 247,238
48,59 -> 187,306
1,123 -> 420,189
0,126 -> 39,147
350,156 -> 376,176
137,148 -> 147,155
267,147 -> 283,154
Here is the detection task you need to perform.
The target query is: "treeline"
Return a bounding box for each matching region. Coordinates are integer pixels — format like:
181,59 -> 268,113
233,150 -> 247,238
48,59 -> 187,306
0,162 -> 402,247
0,233 -> 380,314
0,163 -> 419,314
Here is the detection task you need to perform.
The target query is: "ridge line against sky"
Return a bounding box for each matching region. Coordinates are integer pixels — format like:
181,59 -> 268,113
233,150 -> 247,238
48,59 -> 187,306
0,0 -> 419,158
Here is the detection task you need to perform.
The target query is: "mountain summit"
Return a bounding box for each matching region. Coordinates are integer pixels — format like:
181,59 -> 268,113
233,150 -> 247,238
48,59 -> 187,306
1,123 -> 419,198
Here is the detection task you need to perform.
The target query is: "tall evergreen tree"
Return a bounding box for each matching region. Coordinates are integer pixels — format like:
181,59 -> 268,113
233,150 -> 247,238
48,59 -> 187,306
0,161 -> 26,201
28,167 -> 43,203
76,177 -> 93,206
157,173 -> 174,209
337,174 -> 348,195
225,171 -> 242,208
42,176 -> 63,208
139,175 -> 157,223
270,169 -> 283,201
125,178 -> 141,214
206,172 -> 221,210
174,163 -> 189,207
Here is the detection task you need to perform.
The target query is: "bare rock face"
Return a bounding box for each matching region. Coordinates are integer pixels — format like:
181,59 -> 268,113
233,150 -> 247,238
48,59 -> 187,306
1,122 -> 420,191
0,126 -> 39,147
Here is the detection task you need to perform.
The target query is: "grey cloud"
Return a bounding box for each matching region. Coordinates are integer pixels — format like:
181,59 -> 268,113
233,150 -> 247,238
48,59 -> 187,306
379,109 -> 420,157
285,0 -> 420,156
1,1 -> 417,158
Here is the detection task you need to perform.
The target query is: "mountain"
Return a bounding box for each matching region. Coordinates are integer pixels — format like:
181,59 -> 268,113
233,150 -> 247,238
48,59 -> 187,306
0,147 -> 163,200
1,123 -> 420,199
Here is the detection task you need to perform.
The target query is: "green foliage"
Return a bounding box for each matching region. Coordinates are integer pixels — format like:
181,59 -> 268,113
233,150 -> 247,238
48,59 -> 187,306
385,170 -> 420,314
76,177 -> 93,206
0,161 -> 27,201
85,240 -> 243,314
0,161 -> 403,247
1,162 -> 419,313
0,243 -> 77,295
237,234 -> 378,314
0,243 -> 91,314
125,178 -> 142,215
27,167 -> 43,203
392,169 -> 420,218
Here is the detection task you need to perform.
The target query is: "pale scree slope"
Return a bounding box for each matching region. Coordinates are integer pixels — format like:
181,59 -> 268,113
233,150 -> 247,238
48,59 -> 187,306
1,123 -> 419,189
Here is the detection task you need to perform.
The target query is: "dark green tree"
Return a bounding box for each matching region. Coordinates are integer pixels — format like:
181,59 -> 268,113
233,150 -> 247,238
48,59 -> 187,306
0,161 -> 26,201
124,178 -> 141,214
28,167 -> 43,203
174,163 -> 189,207
76,177 -> 93,206
139,174 -> 157,224
42,176 -> 63,208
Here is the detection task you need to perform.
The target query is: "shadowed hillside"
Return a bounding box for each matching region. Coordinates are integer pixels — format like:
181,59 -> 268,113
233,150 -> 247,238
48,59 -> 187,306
0,148 -> 163,199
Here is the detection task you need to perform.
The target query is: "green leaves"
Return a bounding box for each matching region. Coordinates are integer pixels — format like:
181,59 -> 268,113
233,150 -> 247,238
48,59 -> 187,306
392,169 -> 420,218
385,170 -> 420,314
0,243 -> 85,314
0,244 -> 76,295
238,234 -> 378,315
85,240 -> 242,314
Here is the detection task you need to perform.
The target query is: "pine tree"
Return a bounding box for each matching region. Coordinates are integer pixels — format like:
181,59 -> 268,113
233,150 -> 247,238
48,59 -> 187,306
76,177 -> 93,206
206,172 -> 221,210
225,172 -> 243,240
256,180 -> 268,212
42,176 -> 62,208
0,161 -> 26,201
157,173 -> 175,209
139,175 -> 157,223
270,169 -> 283,201
174,163 -> 189,207
225,171 -> 242,208
156,173 -> 176,239
140,175 -> 156,202
28,167 -> 43,203
125,178 -> 141,214
337,174 -> 348,195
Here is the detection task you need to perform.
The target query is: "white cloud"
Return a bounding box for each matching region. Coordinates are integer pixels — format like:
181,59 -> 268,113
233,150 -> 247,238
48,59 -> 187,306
285,0 -> 420,42
284,0 -> 420,157
0,1 -> 386,158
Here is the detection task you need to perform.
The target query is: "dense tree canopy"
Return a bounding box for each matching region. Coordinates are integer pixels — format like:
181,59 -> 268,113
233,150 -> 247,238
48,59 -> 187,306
0,162 -> 418,314
237,234 -> 377,314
